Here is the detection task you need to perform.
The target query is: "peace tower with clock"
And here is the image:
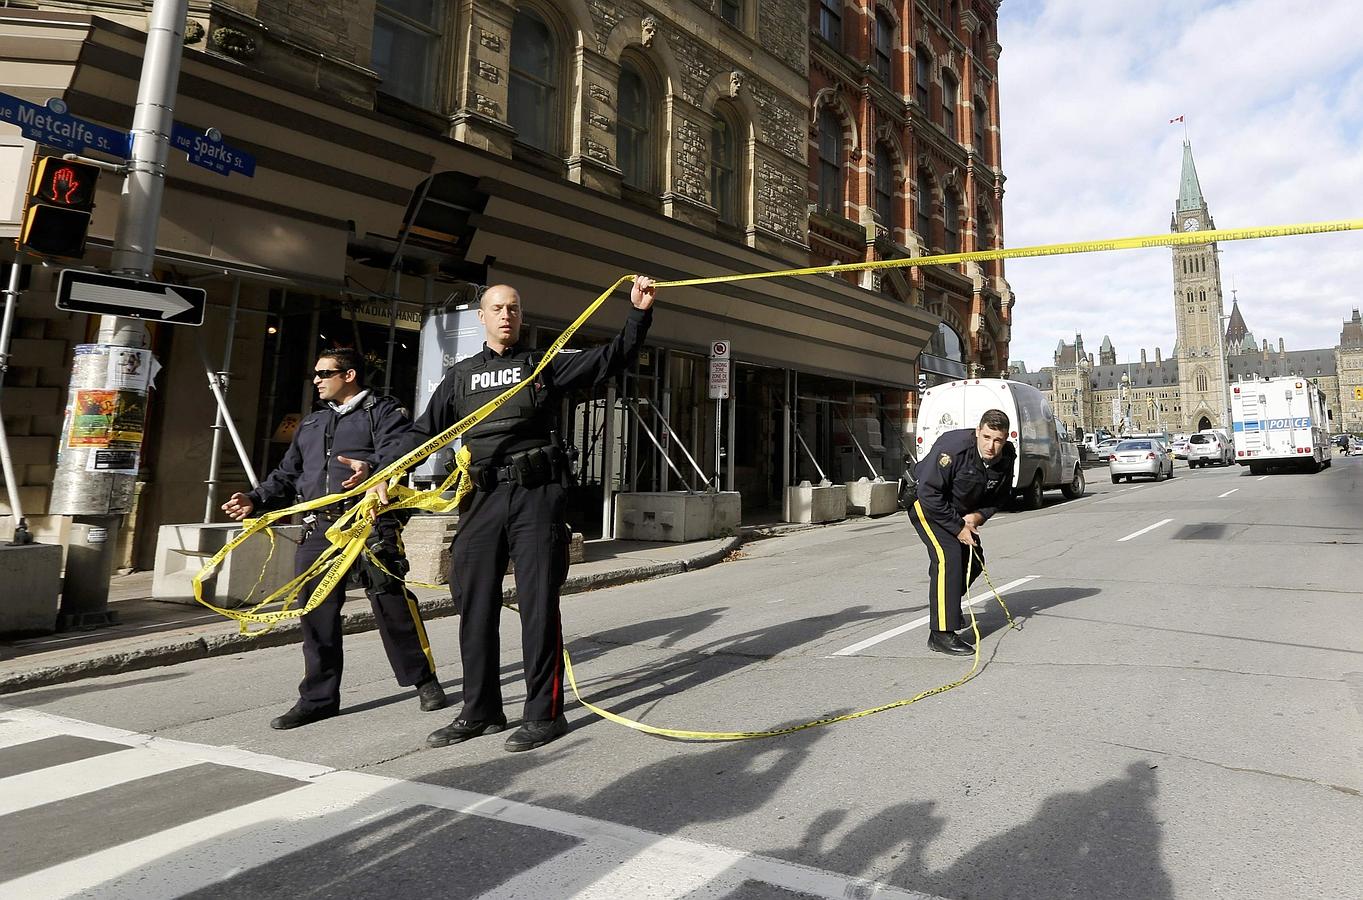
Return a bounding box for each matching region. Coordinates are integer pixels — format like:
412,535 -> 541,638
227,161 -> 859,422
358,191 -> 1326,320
1170,139 -> 1229,432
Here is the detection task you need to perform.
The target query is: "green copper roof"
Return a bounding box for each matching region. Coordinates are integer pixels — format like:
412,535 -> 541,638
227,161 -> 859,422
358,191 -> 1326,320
1177,139 -> 1204,212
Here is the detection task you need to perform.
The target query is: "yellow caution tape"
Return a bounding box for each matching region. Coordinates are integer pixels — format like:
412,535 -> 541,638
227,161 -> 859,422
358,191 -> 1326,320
562,551 -> 1016,741
191,275 -> 635,633
653,218 -> 1363,289
192,217 -> 1356,733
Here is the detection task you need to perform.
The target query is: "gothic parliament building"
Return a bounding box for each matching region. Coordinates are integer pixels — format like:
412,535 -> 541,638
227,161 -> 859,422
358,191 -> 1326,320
1012,141 -> 1363,436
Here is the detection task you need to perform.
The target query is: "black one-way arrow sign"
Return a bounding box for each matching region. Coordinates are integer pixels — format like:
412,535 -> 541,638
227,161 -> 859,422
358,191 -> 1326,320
56,270 -> 207,326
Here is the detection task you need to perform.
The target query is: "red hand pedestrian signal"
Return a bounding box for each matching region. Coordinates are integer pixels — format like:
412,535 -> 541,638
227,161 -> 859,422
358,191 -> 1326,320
19,156 -> 100,259
48,166 -> 84,204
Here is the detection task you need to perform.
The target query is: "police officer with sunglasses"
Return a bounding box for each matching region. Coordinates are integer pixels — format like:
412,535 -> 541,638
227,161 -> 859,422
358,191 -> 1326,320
222,348 -> 446,729
389,277 -> 656,752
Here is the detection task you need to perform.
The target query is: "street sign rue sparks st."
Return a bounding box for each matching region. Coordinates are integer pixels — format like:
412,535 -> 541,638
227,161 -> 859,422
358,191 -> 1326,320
57,270 -> 206,326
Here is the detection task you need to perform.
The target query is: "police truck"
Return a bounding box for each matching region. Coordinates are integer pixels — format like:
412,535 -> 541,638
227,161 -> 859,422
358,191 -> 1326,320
1230,376 -> 1332,474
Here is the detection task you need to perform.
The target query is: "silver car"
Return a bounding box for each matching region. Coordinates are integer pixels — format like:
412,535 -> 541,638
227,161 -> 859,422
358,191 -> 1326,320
1186,431 -> 1233,468
1109,439 -> 1175,483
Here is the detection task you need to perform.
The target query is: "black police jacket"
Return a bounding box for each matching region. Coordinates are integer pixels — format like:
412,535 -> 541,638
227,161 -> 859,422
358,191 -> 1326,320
914,428 -> 1016,535
246,391 -> 412,513
404,305 -> 652,468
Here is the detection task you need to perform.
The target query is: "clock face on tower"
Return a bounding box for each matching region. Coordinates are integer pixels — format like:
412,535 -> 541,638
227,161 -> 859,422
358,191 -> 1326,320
1182,217 -> 1200,232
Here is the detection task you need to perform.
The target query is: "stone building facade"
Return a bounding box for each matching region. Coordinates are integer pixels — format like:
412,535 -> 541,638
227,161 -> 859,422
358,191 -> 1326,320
807,0 -> 1012,382
1,1 -> 970,565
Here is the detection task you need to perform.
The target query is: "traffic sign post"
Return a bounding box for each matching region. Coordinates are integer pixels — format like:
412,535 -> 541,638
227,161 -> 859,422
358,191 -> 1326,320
709,340 -> 731,489
50,0 -> 193,626
56,270 -> 206,326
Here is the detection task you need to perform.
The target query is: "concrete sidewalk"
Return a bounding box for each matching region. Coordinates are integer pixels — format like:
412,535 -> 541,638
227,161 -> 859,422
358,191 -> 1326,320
0,531 -> 767,694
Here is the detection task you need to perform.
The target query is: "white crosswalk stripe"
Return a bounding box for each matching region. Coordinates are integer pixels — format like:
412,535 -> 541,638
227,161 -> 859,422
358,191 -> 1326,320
0,706 -> 944,900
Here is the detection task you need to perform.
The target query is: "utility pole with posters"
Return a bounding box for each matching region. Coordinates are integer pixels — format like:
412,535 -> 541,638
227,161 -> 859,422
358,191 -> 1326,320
46,0 -> 189,627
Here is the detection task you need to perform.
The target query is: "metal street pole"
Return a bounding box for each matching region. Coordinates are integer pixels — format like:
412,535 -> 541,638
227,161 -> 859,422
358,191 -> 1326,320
51,0 -> 188,627
1,259 -> 33,544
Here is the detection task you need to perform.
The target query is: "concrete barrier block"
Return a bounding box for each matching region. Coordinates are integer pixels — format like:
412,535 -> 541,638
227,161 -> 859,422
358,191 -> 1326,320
153,522 -> 303,607
845,479 -> 900,517
613,492 -> 741,542
785,483 -> 848,524
0,543 -> 61,635
401,513 -> 459,586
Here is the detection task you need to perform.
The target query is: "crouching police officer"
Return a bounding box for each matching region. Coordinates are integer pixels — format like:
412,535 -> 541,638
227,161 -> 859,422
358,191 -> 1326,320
395,277 -> 656,752
222,348 -> 445,729
907,408 -> 1016,656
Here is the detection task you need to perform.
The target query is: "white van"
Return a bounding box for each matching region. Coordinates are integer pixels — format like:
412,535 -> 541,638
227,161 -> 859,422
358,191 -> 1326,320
915,379 -> 1085,509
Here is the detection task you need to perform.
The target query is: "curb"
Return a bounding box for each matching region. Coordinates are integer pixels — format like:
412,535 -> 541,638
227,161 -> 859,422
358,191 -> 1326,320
0,534 -> 746,695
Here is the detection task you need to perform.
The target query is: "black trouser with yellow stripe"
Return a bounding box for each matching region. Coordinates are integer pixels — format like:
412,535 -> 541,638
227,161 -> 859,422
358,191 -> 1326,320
450,480 -> 571,724
295,515 -> 435,712
908,500 -> 986,633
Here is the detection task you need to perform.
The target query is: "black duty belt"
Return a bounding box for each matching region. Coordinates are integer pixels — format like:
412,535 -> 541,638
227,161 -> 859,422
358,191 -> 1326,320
470,445 -> 564,491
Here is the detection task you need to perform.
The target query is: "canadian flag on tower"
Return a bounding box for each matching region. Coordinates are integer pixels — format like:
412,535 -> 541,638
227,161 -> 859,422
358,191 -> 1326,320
1169,115 -> 1185,123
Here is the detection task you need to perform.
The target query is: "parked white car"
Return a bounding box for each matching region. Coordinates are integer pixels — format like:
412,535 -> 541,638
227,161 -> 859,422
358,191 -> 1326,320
1186,431 -> 1234,468
1109,439 -> 1175,483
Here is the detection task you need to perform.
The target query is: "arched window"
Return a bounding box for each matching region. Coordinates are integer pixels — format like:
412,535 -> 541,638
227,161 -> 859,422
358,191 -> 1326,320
928,322 -> 965,362
943,188 -> 961,252
941,71 -> 958,137
618,59 -> 654,190
1196,371 -> 1208,392
509,7 -> 558,153
915,169 -> 932,242
972,97 -> 988,160
874,143 -> 896,233
914,45 -> 931,109
874,10 -> 894,83
817,105 -> 843,212
711,107 -> 741,225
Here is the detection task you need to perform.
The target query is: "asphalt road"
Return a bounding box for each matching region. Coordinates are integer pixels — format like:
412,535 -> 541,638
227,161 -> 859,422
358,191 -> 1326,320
3,456 -> 1361,899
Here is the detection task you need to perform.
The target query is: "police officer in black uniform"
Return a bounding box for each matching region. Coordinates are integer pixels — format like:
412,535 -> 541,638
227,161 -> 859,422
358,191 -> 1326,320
223,348 -> 446,729
401,277 -> 656,752
907,408 -> 1016,656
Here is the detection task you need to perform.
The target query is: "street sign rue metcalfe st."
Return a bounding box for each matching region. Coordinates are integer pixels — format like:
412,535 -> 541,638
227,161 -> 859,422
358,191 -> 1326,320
0,93 -> 128,156
57,270 -> 207,326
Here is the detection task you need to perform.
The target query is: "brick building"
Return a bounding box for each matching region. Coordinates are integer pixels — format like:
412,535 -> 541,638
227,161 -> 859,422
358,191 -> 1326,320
0,2 -> 1011,567
807,0 -> 1013,384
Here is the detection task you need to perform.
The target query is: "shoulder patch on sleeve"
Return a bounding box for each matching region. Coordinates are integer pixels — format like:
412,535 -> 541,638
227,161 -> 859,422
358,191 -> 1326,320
938,452 -> 953,468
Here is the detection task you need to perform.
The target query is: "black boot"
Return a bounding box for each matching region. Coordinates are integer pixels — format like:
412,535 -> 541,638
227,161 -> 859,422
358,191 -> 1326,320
927,631 -> 974,656
427,716 -> 507,748
269,703 -> 339,730
416,677 -> 448,712
504,716 -> 568,752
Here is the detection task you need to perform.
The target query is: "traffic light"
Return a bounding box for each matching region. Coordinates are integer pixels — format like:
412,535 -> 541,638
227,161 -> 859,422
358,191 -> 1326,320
18,156 -> 100,259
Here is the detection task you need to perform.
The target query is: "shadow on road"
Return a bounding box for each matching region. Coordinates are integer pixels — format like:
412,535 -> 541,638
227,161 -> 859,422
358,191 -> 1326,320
763,760 -> 1173,899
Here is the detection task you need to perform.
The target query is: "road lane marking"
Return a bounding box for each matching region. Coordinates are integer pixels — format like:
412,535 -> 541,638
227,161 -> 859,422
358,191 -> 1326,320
829,576 -> 1041,657
1218,489 -> 1239,498
0,746 -> 197,816
0,706 -> 945,900
1117,518 -> 1173,542
1257,475 -> 1269,481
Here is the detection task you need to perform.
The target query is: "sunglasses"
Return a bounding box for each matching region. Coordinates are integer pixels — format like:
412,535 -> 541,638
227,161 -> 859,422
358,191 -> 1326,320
313,369 -> 348,379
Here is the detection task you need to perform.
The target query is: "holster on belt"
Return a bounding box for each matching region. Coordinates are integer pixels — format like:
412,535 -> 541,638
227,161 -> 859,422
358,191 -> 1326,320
468,445 -> 564,491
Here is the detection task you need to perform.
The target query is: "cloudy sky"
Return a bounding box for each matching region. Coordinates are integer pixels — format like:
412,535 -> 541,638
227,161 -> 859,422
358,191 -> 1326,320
996,0 -> 1363,370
